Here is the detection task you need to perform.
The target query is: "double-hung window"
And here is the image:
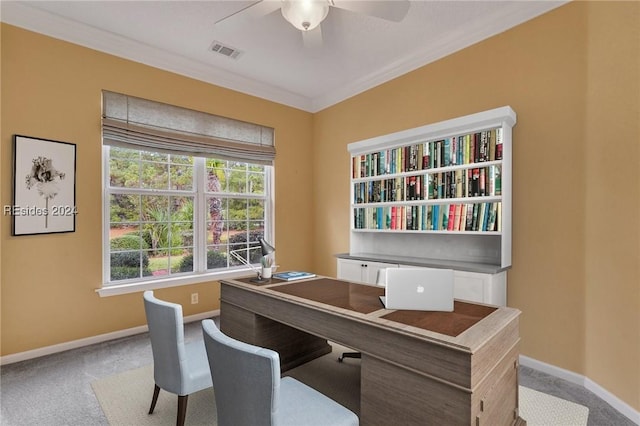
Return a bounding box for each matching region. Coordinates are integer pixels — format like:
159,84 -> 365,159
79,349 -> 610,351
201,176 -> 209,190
101,91 -> 275,294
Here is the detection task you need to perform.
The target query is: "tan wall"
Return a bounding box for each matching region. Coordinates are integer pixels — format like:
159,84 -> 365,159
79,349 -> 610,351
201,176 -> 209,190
0,24 -> 314,354
584,2 -> 640,410
312,1 -> 639,411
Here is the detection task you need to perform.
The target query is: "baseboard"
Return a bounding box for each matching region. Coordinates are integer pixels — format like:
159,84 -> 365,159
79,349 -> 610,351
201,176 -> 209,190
520,355 -> 640,425
519,354 -> 585,386
0,309 -> 219,366
584,376 -> 640,425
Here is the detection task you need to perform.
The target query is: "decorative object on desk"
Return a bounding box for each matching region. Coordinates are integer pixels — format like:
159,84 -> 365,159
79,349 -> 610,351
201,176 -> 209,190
229,237 -> 275,283
261,267 -> 273,279
12,135 -> 77,236
261,255 -> 274,280
273,271 -> 317,281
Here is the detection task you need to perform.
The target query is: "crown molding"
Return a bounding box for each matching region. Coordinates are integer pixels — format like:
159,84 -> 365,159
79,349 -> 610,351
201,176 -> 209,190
311,1 -> 567,112
2,1 -> 567,114
1,1 -> 314,111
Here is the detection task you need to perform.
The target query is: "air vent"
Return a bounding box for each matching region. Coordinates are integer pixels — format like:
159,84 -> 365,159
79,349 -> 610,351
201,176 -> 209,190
210,41 -> 243,59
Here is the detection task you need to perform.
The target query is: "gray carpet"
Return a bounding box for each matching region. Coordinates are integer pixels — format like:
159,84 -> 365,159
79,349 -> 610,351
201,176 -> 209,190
91,343 -> 588,426
1,320 -> 635,426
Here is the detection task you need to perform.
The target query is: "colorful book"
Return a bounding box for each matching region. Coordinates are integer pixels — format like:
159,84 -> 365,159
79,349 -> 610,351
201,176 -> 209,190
487,202 -> 497,231
465,203 -> 474,231
453,204 -> 462,231
496,128 -> 503,160
447,204 -> 455,231
489,129 -> 497,161
273,271 -> 317,281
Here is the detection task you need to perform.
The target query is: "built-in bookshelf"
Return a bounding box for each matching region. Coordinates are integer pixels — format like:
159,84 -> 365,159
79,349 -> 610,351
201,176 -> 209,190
347,106 -> 516,269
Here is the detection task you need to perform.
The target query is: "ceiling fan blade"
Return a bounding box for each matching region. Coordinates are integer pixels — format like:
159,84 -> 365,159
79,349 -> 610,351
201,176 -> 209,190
215,0 -> 282,29
302,25 -> 324,48
331,0 -> 410,22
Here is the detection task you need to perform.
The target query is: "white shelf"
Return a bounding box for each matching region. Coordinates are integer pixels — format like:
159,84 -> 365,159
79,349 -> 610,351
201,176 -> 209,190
347,106 -> 515,269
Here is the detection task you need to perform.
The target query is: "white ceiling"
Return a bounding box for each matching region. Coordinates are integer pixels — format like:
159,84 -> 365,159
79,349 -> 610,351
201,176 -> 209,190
1,1 -> 565,112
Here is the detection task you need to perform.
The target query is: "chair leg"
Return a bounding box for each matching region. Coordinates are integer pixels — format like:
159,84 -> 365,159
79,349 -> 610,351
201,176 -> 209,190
338,352 -> 362,362
177,395 -> 188,426
148,384 -> 161,414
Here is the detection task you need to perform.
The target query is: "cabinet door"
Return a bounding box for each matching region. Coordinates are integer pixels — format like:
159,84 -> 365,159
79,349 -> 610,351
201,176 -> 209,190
453,271 -> 486,304
364,261 -> 399,285
454,270 -> 506,306
337,259 -> 366,283
337,259 -> 398,284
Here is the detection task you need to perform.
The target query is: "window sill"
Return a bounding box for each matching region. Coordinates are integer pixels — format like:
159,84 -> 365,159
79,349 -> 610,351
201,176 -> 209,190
96,268 -> 258,297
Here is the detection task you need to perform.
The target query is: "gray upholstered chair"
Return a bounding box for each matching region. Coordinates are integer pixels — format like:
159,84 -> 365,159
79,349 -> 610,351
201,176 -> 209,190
143,291 -> 213,426
201,319 -> 359,426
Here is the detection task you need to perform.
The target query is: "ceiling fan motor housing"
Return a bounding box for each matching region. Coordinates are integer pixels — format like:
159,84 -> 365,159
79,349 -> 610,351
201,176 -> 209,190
281,0 -> 330,31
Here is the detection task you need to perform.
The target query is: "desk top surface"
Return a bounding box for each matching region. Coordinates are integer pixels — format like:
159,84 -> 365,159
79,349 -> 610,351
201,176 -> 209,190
226,276 -> 518,348
270,278 -> 496,337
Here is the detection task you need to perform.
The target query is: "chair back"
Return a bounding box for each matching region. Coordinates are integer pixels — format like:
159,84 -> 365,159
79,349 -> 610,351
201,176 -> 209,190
143,290 -> 186,394
202,319 -> 279,426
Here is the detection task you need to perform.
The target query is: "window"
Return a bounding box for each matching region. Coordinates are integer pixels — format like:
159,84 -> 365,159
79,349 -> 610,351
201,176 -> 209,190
101,91 -> 274,292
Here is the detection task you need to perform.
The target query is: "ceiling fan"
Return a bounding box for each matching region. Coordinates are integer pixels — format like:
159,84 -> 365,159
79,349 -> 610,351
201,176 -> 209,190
215,0 -> 411,48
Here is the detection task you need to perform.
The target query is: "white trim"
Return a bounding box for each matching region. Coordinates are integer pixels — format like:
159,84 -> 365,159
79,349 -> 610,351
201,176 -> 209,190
584,377 -> 640,425
347,106 -> 516,155
519,354 -> 586,386
97,268 -> 257,297
310,1 -> 568,112
101,153 -> 274,296
1,2 -> 311,111
0,310 -> 219,366
520,355 -> 640,425
1,1 -> 567,113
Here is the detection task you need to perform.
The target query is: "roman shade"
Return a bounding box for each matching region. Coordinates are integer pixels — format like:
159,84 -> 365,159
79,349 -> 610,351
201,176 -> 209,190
102,91 -> 275,164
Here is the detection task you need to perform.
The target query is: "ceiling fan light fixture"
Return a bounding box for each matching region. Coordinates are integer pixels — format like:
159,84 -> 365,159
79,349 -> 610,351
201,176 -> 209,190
281,0 -> 329,31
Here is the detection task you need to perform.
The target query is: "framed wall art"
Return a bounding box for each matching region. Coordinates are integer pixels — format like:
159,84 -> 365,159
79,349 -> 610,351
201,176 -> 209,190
11,135 -> 77,236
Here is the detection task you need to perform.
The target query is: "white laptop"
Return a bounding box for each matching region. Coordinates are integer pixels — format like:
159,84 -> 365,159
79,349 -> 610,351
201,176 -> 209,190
379,268 -> 454,311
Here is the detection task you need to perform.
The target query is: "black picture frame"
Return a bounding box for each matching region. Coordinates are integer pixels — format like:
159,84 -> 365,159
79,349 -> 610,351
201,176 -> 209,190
11,135 -> 77,236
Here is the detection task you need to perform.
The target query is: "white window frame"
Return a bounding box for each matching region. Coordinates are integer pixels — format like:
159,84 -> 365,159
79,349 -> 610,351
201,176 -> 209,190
98,146 -> 274,297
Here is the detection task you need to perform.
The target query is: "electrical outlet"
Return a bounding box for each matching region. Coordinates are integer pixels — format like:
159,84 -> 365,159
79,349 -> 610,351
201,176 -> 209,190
191,293 -> 199,304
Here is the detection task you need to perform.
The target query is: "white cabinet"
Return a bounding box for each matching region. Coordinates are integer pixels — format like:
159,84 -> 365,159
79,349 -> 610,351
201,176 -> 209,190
396,264 -> 505,306
337,258 -> 398,285
338,258 -> 506,306
453,270 -> 506,306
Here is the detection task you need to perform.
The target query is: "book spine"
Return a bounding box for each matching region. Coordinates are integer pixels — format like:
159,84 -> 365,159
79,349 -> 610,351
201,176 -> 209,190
489,129 -> 496,161
465,203 -> 474,231
489,166 -> 496,196
471,203 -> 479,231
481,202 -> 489,231
472,168 -> 480,197
412,206 -> 418,230
455,169 -> 463,198
487,202 -> 497,231
432,205 -> 439,230
460,204 -> 467,231
496,128 -> 503,160
452,204 -> 461,231
446,204 -> 454,231
429,142 -> 435,169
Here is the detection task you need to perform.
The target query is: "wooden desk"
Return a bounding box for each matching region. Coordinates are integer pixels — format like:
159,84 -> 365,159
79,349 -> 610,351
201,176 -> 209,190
220,276 -> 522,426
